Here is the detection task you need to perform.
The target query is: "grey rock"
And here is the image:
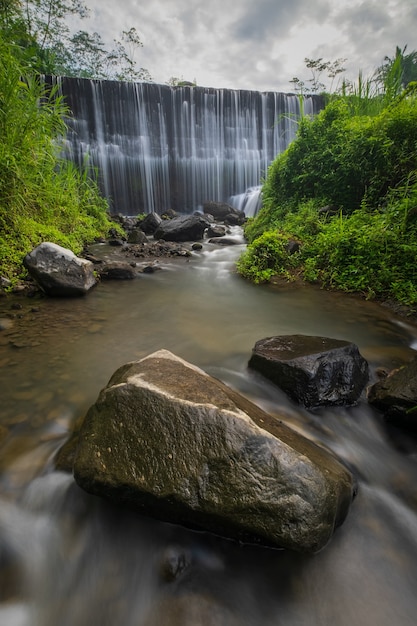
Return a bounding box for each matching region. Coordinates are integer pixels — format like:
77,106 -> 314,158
23,242 -> 97,297
98,262 -> 136,280
207,224 -> 227,238
202,202 -> 245,224
72,349 -> 354,553
139,212 -> 162,235
154,214 -> 209,242
127,229 -> 148,244
208,237 -> 239,246
367,355 -> 417,430
248,335 -> 369,408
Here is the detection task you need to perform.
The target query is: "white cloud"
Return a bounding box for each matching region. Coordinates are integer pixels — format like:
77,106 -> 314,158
69,0 -> 417,92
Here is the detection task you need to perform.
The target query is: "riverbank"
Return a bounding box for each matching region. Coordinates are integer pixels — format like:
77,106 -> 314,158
2,230 -> 417,327
1,228 -> 417,626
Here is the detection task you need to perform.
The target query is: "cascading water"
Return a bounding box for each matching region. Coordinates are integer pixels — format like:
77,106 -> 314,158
53,77 -> 323,215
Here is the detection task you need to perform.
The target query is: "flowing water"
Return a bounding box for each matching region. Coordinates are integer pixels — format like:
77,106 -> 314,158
54,77 -> 323,215
1,235 -> 417,625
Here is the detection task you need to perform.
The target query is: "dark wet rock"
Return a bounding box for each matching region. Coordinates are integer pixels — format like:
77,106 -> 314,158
287,239 -> 301,254
82,253 -> 103,265
224,212 -> 245,226
98,262 -> 137,280
23,242 -> 97,297
154,214 -> 210,242
202,202 -> 245,225
195,210 -> 214,223
207,224 -> 227,238
191,243 -> 203,251
110,214 -> 139,232
248,335 -> 369,408
208,237 -> 239,246
142,265 -> 159,274
72,349 -> 354,553
159,545 -> 192,582
161,209 -> 178,220
139,212 -> 162,235
108,238 -> 125,247
124,240 -> 192,260
127,229 -> 148,244
367,355 -> 417,431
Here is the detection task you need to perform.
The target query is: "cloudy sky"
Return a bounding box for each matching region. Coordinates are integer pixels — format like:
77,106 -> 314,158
72,0 -> 417,92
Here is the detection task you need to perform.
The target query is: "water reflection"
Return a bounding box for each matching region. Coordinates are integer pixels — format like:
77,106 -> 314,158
1,233 -> 417,625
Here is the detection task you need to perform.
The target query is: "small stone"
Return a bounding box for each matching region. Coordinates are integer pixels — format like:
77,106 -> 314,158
159,546 -> 192,582
0,318 -> 14,331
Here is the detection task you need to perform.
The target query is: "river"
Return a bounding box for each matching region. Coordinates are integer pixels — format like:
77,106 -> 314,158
1,233 -> 417,625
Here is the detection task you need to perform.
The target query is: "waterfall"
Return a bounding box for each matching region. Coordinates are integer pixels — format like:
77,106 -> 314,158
53,77 -> 324,215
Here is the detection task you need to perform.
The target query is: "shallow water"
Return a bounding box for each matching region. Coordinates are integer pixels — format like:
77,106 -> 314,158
1,232 -> 417,625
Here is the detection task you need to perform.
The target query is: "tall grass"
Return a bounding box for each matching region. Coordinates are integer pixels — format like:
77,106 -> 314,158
0,40 -> 113,284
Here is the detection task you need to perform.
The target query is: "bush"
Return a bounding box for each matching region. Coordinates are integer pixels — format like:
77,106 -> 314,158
262,95 -> 417,219
0,41 -> 114,284
241,89 -> 417,306
236,231 -> 300,284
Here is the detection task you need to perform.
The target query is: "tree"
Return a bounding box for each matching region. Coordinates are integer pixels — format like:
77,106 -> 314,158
167,76 -> 197,87
0,0 -> 152,80
104,28 -> 152,82
290,57 -> 346,94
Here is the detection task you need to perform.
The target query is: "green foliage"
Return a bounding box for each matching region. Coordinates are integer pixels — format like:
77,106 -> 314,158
307,196 -> 417,304
290,57 -> 346,95
236,231 -> 299,284
262,93 -> 417,217
0,40 -> 113,284
241,56 -> 417,307
0,1 -> 152,80
239,186 -> 417,305
376,45 -> 417,91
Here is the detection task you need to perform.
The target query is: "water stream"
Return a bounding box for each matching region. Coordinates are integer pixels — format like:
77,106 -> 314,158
1,236 -> 417,625
54,77 -> 323,215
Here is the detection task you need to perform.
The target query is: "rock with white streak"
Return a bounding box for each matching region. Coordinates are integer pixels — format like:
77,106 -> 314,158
72,349 -> 355,553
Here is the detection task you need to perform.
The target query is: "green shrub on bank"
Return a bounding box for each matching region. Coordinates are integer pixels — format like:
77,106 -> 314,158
236,230 -> 301,284
0,41 -> 114,285
238,86 -> 417,306
262,94 -> 417,219
240,188 -> 417,304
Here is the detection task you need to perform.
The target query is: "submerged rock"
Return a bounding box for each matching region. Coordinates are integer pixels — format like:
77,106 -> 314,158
367,355 -> 417,431
98,261 -> 136,280
248,335 -> 369,408
23,242 -> 97,297
72,349 -> 354,553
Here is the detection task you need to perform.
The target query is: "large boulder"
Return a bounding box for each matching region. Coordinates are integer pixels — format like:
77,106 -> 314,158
139,212 -> 162,235
248,335 -> 369,408
23,242 -> 97,296
202,202 -> 245,225
367,355 -> 417,431
154,214 -> 209,242
72,349 -> 354,553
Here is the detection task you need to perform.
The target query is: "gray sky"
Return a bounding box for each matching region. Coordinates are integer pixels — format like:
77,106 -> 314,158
72,0 -> 417,92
